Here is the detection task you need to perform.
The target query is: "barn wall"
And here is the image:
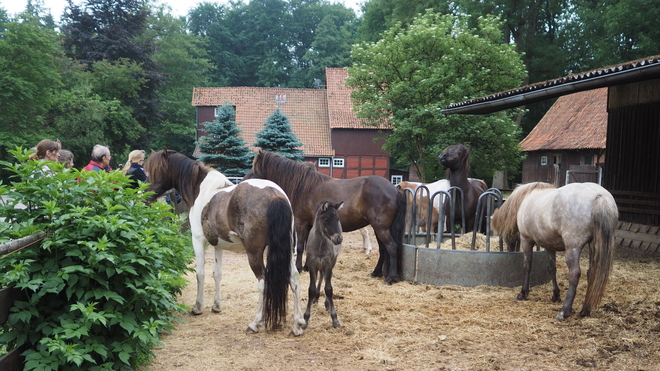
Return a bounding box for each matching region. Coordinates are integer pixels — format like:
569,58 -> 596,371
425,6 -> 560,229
522,150 -> 600,186
605,79 -> 660,226
331,129 -> 388,156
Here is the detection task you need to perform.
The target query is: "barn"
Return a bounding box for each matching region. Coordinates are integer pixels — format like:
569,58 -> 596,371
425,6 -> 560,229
191,68 -> 402,182
443,55 -> 660,251
519,88 -> 607,186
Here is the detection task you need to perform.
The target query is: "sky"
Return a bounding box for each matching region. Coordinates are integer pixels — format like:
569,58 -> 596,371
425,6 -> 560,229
1,0 -> 364,21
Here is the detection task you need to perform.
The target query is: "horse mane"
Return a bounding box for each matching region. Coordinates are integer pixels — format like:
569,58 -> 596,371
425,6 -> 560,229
491,182 -> 555,242
251,151 -> 332,205
145,149 -> 210,205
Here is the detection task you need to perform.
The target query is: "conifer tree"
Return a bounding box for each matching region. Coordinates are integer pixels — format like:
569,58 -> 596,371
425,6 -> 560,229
197,105 -> 253,177
254,109 -> 304,161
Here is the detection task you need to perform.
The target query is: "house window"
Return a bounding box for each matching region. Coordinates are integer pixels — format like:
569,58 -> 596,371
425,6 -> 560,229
540,156 -> 548,166
581,155 -> 593,166
333,158 -> 345,168
318,158 -> 330,167
391,175 -> 403,185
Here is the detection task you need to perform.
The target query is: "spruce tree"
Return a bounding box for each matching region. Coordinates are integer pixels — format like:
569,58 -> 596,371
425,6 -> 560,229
254,109 -> 304,161
197,105 -> 253,177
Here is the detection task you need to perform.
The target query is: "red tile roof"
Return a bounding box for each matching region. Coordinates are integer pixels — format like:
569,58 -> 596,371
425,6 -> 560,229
520,88 -> 608,151
192,87 -> 333,156
325,67 -> 389,129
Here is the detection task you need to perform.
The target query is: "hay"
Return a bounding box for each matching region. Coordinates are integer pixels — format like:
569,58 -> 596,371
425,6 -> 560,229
147,227 -> 660,371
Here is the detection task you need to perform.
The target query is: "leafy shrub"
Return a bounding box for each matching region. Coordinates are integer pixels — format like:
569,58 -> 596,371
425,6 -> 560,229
0,148 -> 193,370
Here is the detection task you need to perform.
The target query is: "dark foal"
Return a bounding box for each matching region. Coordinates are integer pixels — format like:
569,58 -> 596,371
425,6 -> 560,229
303,201 -> 344,329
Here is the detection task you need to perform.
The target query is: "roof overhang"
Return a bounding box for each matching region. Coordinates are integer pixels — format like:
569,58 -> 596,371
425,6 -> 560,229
442,55 -> 660,115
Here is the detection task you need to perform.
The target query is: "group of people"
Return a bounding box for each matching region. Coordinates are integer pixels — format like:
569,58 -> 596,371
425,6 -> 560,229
28,139 -> 147,187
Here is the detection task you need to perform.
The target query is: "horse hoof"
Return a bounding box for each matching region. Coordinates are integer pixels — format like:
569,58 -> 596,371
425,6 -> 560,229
516,293 -> 527,301
554,314 -> 566,322
370,270 -> 383,278
579,309 -> 591,317
332,321 -> 340,328
244,326 -> 259,334
190,308 -> 203,316
212,304 -> 222,313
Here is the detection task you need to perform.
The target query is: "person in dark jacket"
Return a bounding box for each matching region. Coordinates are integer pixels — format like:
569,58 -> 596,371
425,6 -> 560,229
121,150 -> 147,188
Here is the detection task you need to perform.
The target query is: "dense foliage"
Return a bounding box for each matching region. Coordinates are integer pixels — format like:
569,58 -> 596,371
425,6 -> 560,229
0,149 -> 192,370
348,13 -> 527,182
254,109 -> 304,161
197,105 -> 253,176
1,0 -> 659,182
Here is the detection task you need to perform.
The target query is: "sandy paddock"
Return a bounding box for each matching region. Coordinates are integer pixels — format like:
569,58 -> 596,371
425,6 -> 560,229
147,228 -> 660,371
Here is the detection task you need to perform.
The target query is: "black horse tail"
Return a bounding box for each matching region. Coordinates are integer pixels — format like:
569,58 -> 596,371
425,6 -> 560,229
580,193 -> 618,317
263,197 -> 294,331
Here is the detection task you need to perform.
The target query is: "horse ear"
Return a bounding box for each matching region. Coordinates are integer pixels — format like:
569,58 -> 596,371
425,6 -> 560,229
162,147 -> 169,159
336,202 -> 344,211
322,201 -> 329,211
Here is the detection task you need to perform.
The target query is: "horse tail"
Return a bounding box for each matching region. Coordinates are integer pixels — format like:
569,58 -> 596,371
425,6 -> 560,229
581,193 -> 618,317
391,188 -> 406,249
263,197 -> 294,331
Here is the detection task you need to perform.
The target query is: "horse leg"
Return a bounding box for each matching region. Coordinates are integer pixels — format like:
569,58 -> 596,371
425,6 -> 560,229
288,252 -> 305,336
371,240 -> 387,278
323,268 -> 340,328
296,224 -> 310,273
211,248 -> 224,313
360,227 -> 373,255
547,250 -> 561,303
192,234 -> 207,315
556,247 -> 582,321
303,269 -> 318,330
516,238 -> 534,301
245,253 -> 266,334
375,231 -> 401,285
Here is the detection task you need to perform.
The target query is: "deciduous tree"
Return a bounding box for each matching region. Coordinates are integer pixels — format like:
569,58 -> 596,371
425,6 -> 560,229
348,12 -> 526,182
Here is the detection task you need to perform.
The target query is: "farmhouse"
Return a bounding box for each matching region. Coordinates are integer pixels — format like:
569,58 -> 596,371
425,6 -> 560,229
192,68 -> 406,183
443,54 -> 660,250
520,88 -> 607,186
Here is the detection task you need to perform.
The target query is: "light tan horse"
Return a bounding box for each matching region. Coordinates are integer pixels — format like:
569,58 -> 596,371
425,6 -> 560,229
491,182 -> 618,321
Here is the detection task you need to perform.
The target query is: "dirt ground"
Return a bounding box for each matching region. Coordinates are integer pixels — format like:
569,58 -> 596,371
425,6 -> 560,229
146,228 -> 660,371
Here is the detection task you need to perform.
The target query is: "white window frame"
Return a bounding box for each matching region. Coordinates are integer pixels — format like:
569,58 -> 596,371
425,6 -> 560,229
540,156 -> 548,166
214,107 -> 220,117
318,158 -> 330,167
391,175 -> 403,185
333,158 -> 345,168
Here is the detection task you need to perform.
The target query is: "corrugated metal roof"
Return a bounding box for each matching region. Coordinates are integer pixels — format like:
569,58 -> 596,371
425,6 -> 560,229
443,55 -> 660,114
192,87 -> 333,156
520,88 -> 608,151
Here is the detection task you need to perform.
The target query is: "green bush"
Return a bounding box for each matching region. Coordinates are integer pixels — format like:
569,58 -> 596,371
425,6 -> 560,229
0,148 -> 193,370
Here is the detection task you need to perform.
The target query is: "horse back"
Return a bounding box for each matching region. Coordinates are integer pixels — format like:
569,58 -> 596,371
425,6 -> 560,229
202,180 -> 290,250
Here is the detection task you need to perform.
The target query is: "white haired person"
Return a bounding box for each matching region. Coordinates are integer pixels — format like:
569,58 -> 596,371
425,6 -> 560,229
122,149 -> 147,188
83,144 -> 112,172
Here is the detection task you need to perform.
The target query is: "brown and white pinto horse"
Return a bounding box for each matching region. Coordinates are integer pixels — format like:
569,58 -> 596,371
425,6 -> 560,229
438,144 -> 488,233
244,151 -> 406,284
144,150 -> 305,335
491,182 -> 618,321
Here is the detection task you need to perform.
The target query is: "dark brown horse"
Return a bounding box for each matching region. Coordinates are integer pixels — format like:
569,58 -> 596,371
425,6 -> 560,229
144,149 -> 305,335
244,151 -> 406,284
303,201 -> 344,329
438,144 -> 488,233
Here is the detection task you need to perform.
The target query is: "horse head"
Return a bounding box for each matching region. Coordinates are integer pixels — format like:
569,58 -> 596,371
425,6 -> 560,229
143,149 -> 208,205
316,201 -> 344,245
438,144 -> 470,173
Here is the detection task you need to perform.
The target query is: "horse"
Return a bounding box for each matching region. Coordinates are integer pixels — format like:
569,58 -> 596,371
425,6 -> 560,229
144,149 -> 305,335
244,150 -> 406,284
303,201 -> 344,329
399,180 -> 450,234
490,182 -> 618,321
438,144 -> 488,233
